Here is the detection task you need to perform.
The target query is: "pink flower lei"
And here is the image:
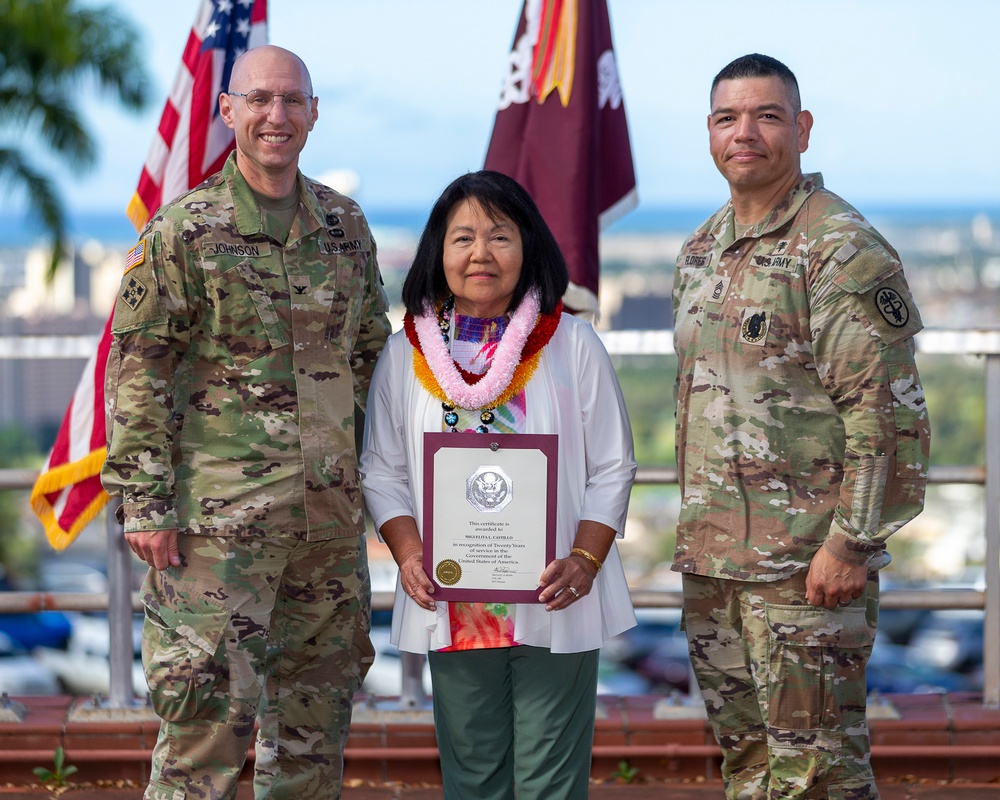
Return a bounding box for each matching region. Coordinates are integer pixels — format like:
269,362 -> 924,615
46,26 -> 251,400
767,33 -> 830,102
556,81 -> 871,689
412,290 -> 541,410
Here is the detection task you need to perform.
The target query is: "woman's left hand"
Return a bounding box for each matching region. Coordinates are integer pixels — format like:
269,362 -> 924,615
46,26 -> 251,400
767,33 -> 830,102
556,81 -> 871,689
538,555 -> 598,612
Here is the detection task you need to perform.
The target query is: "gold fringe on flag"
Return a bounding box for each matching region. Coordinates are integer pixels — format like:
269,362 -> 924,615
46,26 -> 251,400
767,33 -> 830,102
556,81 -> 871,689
30,448 -> 110,551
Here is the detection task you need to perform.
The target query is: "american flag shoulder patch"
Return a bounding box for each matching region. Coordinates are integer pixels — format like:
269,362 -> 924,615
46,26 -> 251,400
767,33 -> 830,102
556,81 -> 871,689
125,240 -> 146,273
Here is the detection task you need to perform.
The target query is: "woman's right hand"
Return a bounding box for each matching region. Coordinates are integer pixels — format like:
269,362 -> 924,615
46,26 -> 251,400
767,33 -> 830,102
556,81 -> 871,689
397,552 -> 437,611
379,515 -> 437,611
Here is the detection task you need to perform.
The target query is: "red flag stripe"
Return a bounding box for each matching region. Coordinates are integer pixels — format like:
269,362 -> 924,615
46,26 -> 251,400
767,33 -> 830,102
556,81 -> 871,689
532,0 -> 564,91
157,102 -> 181,154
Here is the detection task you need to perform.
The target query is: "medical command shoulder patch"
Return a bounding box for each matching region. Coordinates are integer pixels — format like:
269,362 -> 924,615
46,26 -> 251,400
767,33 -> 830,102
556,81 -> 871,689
874,286 -> 909,328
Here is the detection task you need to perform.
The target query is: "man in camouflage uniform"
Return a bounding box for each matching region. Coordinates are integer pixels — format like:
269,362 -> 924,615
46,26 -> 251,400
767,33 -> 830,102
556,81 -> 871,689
102,45 -> 390,800
672,54 -> 930,799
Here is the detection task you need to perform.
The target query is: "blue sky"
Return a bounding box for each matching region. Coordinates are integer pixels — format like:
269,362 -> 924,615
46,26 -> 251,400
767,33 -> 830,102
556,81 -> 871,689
5,0 -> 999,220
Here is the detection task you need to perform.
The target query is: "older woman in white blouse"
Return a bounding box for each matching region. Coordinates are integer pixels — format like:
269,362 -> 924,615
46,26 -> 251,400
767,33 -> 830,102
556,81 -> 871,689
360,170 -> 636,800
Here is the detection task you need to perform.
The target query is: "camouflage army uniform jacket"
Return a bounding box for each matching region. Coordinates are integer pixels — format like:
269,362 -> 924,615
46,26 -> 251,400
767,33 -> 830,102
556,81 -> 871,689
103,153 -> 391,540
672,173 -> 930,581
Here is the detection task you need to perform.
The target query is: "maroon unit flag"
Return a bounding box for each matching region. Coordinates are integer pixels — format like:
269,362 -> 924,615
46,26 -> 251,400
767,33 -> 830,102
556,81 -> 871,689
32,0 -> 268,549
485,0 -> 637,317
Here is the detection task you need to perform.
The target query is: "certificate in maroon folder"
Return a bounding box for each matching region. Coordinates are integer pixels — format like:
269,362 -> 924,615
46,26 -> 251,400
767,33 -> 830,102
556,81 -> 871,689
422,432 -> 558,603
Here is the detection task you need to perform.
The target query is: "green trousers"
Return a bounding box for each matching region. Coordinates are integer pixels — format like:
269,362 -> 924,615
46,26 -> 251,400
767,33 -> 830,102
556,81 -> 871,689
428,645 -> 599,800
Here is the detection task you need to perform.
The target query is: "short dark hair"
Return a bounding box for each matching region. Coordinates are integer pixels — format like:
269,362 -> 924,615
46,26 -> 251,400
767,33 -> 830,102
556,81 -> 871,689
711,54 -> 801,114
401,170 -> 569,316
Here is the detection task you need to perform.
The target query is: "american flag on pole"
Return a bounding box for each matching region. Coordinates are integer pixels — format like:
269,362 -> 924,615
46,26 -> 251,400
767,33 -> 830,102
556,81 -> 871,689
126,0 -> 269,230
484,0 -> 637,318
31,0 -> 268,550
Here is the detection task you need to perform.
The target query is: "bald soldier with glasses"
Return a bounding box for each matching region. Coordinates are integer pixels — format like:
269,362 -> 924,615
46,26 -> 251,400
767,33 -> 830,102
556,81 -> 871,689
103,45 -> 390,800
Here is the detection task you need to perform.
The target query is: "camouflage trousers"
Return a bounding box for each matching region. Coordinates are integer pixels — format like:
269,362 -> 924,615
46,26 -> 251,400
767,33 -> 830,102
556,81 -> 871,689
682,570 -> 880,800
140,534 -> 374,800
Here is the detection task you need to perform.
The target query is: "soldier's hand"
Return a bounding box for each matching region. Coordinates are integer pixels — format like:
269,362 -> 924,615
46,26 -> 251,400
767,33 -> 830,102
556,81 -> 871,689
125,529 -> 181,570
805,546 -> 868,609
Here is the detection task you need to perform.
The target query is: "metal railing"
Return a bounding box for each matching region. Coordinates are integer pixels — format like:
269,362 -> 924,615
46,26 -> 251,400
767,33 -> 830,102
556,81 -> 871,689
1,327 -> 998,709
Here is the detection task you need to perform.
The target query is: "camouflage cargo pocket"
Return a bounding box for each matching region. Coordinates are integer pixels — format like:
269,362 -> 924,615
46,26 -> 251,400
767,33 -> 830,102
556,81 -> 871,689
764,604 -> 874,734
141,588 -> 234,723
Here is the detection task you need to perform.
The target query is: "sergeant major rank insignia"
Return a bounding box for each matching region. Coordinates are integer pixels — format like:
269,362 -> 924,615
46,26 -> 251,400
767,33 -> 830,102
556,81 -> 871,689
706,275 -> 731,304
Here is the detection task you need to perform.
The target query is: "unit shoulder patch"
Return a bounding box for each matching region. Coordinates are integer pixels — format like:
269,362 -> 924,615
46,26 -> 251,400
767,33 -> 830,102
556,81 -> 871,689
112,241 -> 164,333
855,272 -> 923,346
120,274 -> 147,310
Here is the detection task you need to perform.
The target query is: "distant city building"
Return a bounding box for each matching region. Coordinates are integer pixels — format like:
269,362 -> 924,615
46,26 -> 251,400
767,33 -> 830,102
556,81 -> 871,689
0,241 -> 118,437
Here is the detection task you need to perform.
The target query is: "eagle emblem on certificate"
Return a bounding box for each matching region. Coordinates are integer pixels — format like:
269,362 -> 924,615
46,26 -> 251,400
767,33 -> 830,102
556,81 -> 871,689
467,465 -> 513,513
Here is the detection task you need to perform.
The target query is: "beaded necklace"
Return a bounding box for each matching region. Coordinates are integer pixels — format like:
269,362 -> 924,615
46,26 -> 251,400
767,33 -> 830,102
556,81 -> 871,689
440,301 -> 502,432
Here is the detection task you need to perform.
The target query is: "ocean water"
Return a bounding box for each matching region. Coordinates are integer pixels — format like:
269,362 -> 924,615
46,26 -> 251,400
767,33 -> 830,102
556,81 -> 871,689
3,203 -> 999,250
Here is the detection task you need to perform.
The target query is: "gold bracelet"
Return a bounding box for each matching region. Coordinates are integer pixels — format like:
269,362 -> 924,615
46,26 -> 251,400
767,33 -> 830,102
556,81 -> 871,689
570,547 -> 603,573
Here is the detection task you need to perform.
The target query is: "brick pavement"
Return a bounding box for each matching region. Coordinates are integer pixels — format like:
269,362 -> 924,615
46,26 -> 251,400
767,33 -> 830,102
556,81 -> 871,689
295,779 -> 1000,799
2,779 -> 1000,799
3,692 -> 1000,796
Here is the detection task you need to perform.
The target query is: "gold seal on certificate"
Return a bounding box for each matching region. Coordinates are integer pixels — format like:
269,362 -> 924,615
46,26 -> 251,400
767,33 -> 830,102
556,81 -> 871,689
423,432 -> 558,603
436,559 -> 462,585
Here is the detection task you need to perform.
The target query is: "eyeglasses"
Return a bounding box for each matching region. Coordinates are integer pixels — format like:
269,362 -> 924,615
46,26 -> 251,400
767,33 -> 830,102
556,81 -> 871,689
228,89 -> 313,115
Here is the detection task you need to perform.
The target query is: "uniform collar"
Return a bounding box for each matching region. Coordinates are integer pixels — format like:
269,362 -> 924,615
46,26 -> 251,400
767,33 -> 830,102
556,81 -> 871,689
223,152 -> 325,244
711,172 -> 825,248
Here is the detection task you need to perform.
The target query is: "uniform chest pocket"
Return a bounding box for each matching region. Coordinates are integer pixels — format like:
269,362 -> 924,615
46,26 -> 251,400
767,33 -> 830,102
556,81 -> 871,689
204,261 -> 287,368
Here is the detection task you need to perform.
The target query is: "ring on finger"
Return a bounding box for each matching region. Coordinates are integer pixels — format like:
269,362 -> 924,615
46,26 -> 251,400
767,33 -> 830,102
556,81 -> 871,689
568,586 -> 579,599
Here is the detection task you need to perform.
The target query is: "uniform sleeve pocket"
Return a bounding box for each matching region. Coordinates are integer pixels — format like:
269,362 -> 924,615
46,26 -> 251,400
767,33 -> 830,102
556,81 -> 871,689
887,361 -> 929,478
141,589 -> 234,723
104,344 -> 122,429
836,244 -> 923,347
325,254 -> 364,347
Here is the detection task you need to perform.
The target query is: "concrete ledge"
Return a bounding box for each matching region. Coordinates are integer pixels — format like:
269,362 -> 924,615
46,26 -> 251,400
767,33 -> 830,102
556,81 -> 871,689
1,693 -> 999,790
